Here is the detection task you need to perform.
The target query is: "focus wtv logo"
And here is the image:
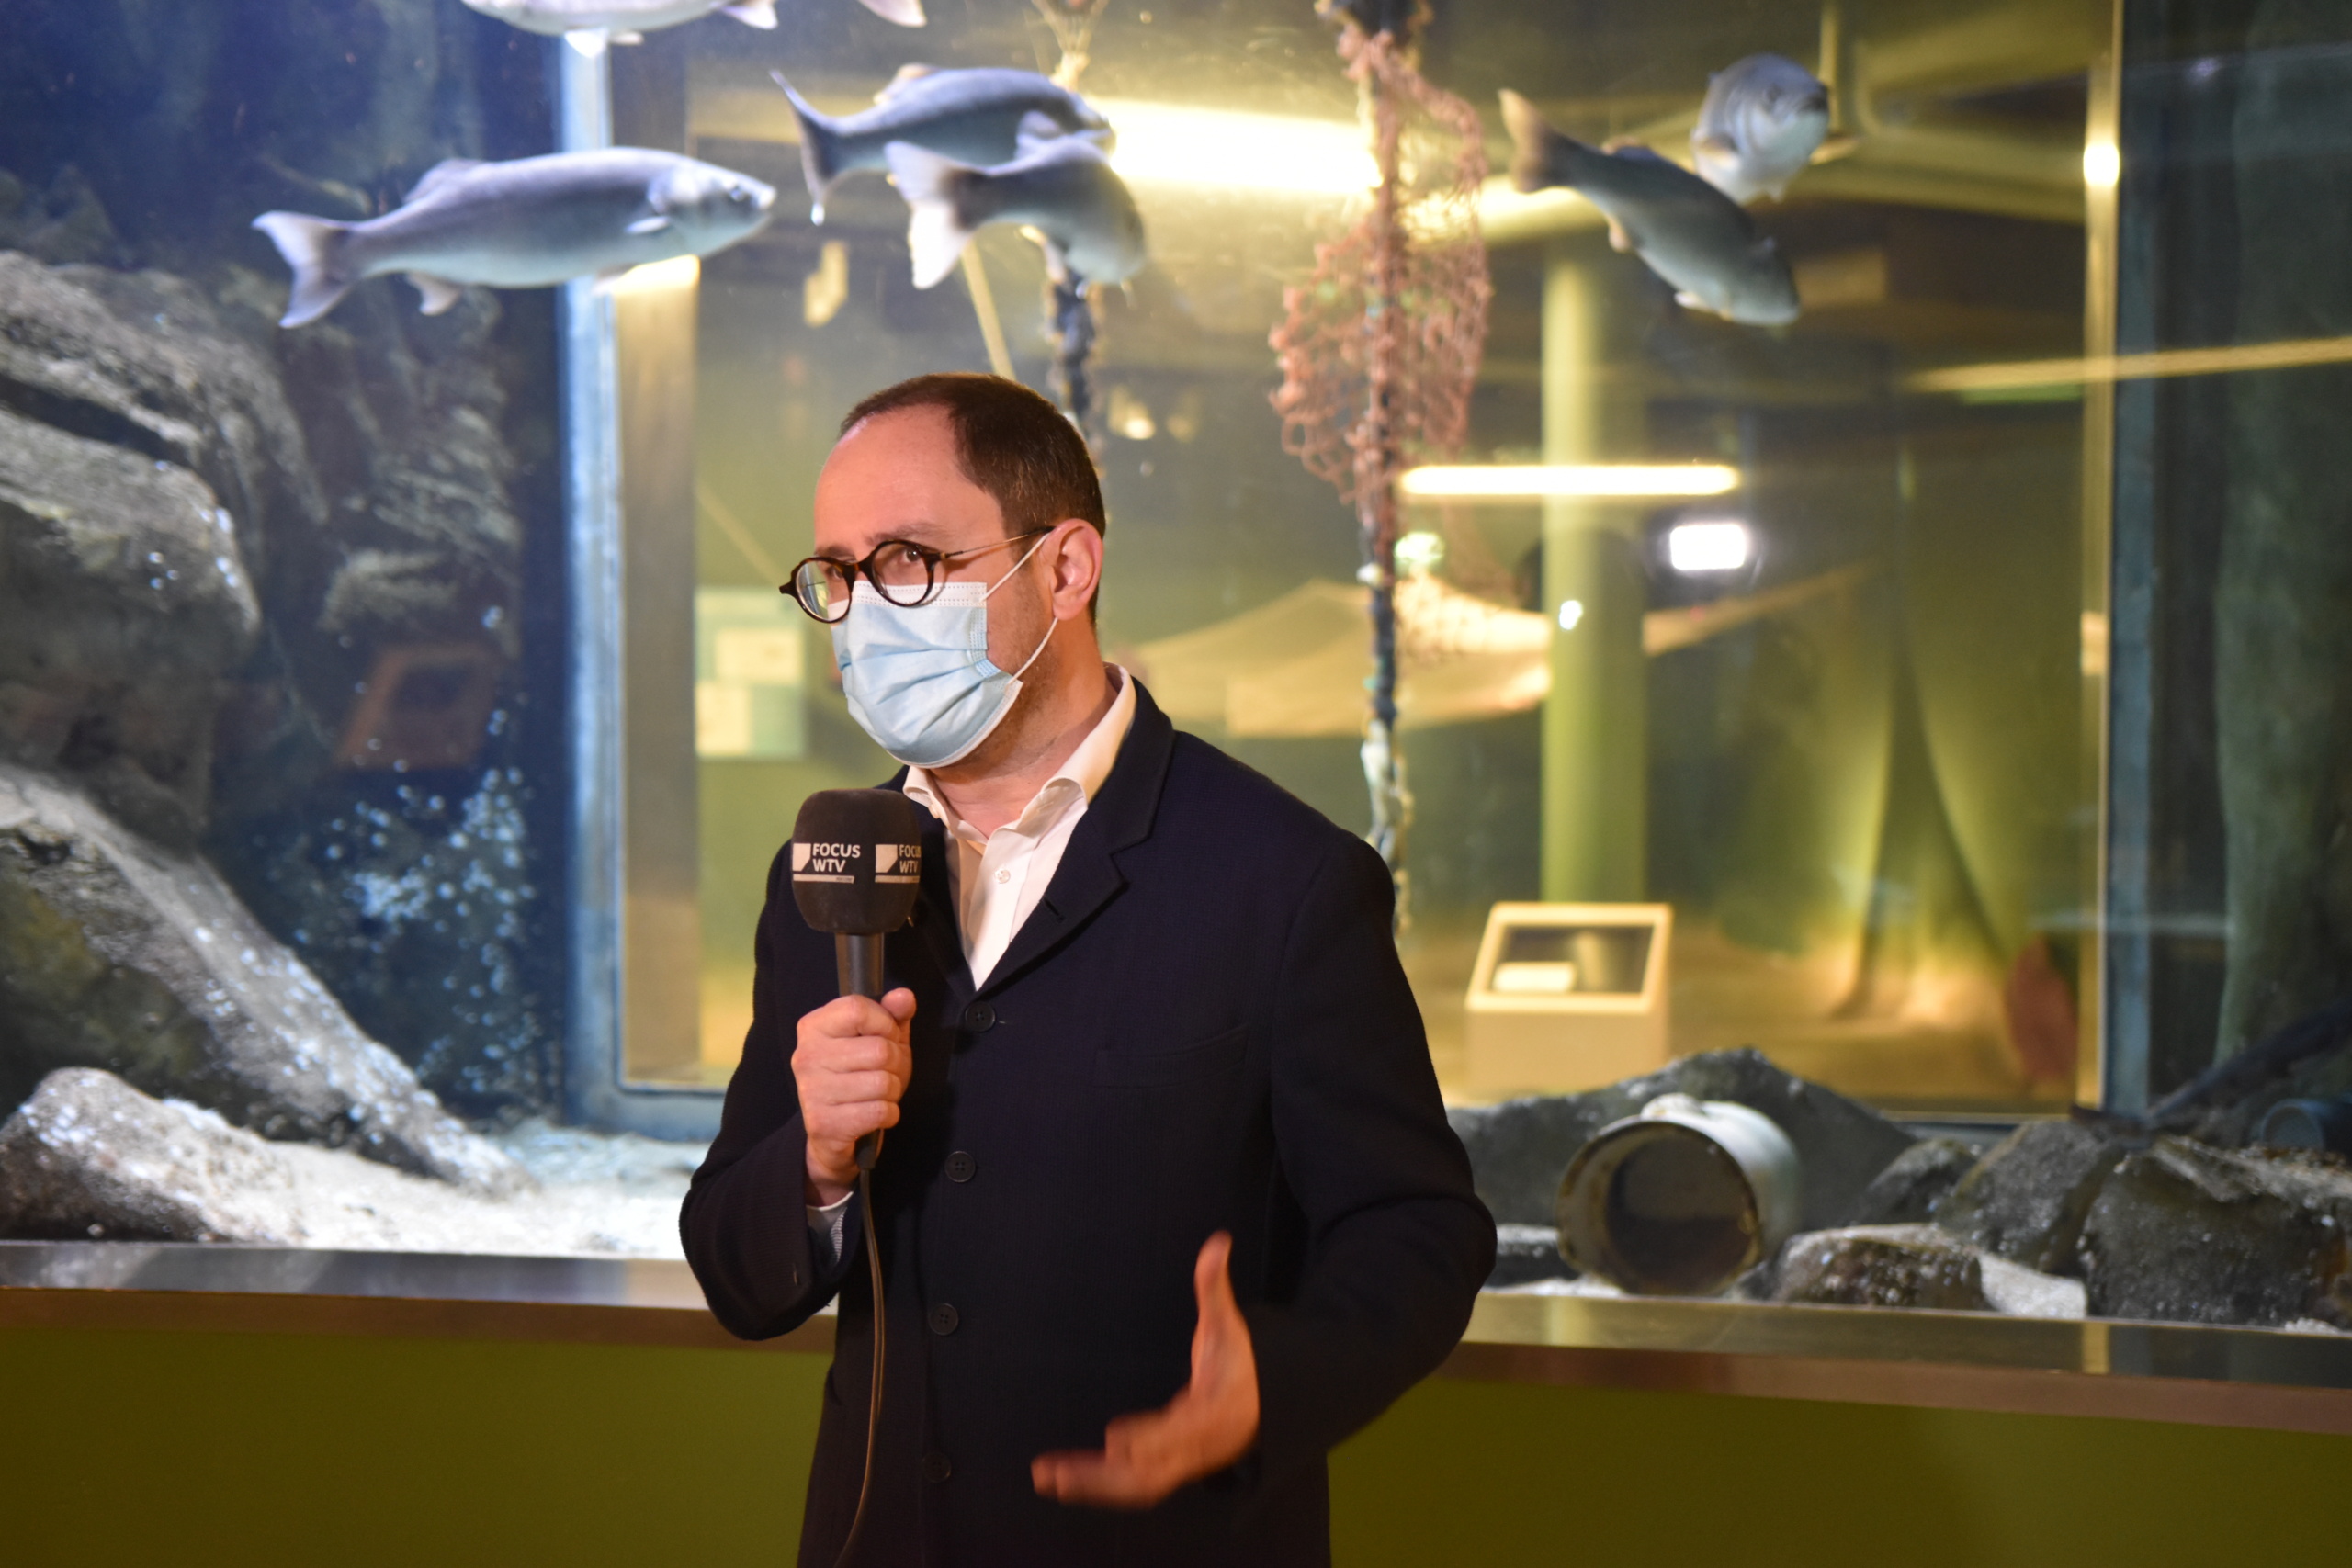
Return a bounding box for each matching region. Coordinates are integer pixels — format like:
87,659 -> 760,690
876,842 -> 921,885
791,840 -> 863,883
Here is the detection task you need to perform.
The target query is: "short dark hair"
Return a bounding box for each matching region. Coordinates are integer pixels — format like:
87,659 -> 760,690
840,373 -> 1105,543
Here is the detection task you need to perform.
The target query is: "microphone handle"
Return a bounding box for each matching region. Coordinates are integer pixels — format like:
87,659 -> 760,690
835,932 -> 887,1171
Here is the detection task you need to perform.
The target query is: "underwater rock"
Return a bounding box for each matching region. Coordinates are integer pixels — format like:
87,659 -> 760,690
267,283 -> 523,670
0,1067 -> 310,1243
1488,1223 -> 1576,1287
0,405 -> 261,846
1851,1135 -> 1981,1225
0,762 -> 529,1195
0,254 -> 323,576
0,1069 -> 695,1255
2078,1136 -> 2352,1326
1448,1048 -> 1917,1229
1770,1223 -> 2088,1317
0,165 -> 127,267
1934,1120 -> 2124,1274
1773,1224 -> 1991,1312
0,254 -> 326,845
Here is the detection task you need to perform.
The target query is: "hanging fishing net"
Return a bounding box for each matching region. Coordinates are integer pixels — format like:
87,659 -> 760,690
1266,6 -> 1492,908
1269,17 -> 1490,512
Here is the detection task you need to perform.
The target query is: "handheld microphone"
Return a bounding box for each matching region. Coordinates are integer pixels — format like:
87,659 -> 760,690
791,787 -> 925,1171
791,786 -> 923,1568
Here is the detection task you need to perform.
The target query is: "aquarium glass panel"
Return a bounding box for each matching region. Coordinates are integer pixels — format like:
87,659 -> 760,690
2100,2 -> 2352,1126
603,0 -> 2116,1118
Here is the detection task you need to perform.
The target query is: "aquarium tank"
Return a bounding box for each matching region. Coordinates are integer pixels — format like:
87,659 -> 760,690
4,0 -> 2352,1330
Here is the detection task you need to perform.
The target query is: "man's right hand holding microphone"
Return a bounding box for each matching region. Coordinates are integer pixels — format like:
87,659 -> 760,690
794,987 -> 917,1206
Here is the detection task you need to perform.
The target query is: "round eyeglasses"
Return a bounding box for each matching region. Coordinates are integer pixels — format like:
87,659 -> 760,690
783,528 -> 1054,624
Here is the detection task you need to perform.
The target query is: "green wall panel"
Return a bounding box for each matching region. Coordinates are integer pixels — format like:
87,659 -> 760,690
2,1324 -> 2339,1565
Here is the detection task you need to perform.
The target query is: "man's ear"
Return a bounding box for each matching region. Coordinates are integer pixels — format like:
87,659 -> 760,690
1049,520 -> 1104,621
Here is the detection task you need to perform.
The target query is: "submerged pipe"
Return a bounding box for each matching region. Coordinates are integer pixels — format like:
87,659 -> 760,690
1555,1095 -> 1802,1296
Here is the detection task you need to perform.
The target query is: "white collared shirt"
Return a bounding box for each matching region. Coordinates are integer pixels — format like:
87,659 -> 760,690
899,664 -> 1136,989
808,664 -> 1136,1258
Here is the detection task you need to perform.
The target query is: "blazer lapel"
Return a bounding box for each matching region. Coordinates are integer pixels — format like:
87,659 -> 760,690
976,682 -> 1177,998
907,808 -> 970,996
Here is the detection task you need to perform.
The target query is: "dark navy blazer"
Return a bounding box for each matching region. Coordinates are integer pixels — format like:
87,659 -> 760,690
682,682 -> 1493,1566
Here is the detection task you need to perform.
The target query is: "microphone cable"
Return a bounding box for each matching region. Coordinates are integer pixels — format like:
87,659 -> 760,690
833,1162 -> 885,1568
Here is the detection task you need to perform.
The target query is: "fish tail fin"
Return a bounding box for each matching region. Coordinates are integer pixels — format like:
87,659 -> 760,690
856,0 -> 927,26
884,141 -> 976,289
1498,88 -> 1578,194
775,73 -> 844,222
252,211 -> 358,328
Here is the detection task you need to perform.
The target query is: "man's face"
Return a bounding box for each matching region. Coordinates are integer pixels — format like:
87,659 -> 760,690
813,403 -> 1050,679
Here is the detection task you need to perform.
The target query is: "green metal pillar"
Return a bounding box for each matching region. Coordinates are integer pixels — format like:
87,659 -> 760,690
1540,248 -> 1648,903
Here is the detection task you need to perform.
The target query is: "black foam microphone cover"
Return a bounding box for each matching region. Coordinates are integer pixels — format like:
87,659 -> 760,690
792,789 -> 924,1174
790,788 -> 926,940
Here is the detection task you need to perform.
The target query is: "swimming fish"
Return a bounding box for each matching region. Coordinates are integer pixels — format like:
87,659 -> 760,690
885,127 -> 1145,288
1499,89 -> 1798,327
1690,53 -> 1831,204
461,0 -> 922,58
253,150 -> 775,328
775,67 -> 1110,222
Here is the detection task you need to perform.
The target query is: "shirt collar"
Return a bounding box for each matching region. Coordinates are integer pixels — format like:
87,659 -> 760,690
903,665 -> 1136,842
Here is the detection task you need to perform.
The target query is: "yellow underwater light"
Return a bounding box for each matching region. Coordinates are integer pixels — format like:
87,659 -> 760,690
1090,100 -> 1379,196
1399,464 -> 1742,501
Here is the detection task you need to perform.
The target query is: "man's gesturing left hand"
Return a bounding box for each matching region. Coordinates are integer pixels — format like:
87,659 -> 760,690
1031,1232 -> 1260,1509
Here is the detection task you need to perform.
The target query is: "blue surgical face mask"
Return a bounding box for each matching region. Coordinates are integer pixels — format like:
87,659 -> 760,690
831,531 -> 1057,769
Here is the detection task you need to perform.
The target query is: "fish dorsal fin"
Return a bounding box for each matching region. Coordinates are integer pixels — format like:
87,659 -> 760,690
876,63 -> 938,103
404,159 -> 485,206
1013,110 -> 1068,156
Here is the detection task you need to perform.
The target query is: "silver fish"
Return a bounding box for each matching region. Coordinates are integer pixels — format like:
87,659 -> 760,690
776,66 -> 1110,223
461,0 -> 922,56
1500,90 -> 1798,327
253,150 -> 775,328
885,128 -> 1144,288
1691,53 -> 1830,204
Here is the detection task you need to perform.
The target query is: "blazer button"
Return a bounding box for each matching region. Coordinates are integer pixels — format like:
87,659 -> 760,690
922,1452 -> 953,1484
929,1302 -> 960,1336
961,1001 -> 996,1032
945,1150 -> 976,1183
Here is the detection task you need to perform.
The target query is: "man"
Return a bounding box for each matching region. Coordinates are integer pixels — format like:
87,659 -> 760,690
682,373 -> 1492,1566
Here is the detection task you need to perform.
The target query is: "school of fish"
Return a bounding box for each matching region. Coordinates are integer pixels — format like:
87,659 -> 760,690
1500,90 -> 1799,327
249,36 -> 1837,332
1500,50 -> 1835,324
